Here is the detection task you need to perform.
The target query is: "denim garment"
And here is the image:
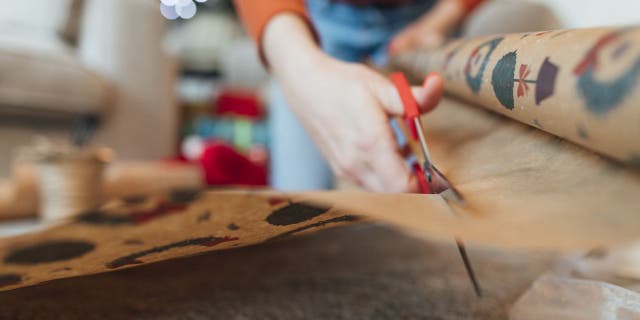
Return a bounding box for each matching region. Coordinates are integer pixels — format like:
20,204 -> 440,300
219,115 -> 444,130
307,0 -> 436,65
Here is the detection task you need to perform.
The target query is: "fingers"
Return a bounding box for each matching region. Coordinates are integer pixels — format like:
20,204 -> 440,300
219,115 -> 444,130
412,72 -> 444,113
333,145 -> 417,193
361,129 -> 419,193
375,72 -> 444,117
332,111 -> 418,193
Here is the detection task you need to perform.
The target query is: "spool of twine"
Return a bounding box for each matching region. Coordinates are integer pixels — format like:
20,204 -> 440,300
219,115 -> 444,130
27,140 -> 110,221
37,159 -> 104,221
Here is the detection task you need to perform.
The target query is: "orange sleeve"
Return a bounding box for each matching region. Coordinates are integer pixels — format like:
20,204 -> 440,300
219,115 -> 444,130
233,0 -> 315,54
457,0 -> 485,15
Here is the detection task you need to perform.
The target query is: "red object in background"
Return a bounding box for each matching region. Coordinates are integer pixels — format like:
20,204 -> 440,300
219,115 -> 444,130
215,90 -> 262,119
199,141 -> 267,186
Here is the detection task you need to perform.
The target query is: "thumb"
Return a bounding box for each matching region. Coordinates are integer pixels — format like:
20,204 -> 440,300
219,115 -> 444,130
376,72 -> 444,116
412,72 -> 444,113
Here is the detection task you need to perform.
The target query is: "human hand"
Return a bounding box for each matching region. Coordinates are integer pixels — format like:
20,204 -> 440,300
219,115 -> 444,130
264,15 -> 444,192
389,0 -> 466,55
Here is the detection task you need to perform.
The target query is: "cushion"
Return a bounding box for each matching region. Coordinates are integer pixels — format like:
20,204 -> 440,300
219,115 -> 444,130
0,28 -> 111,115
0,0 -> 77,38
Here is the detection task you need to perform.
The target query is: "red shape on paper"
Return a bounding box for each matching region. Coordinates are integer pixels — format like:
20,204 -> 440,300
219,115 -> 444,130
517,64 -> 531,97
573,32 -> 620,75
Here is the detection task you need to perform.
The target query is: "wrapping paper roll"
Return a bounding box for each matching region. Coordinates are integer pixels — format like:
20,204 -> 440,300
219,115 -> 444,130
392,27 -> 640,166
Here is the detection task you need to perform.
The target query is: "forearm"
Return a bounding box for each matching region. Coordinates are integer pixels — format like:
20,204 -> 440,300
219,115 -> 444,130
262,13 -> 328,80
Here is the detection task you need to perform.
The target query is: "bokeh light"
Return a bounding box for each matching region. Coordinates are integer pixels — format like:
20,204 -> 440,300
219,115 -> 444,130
160,0 -> 204,20
160,3 -> 179,20
176,1 -> 197,19
176,0 -> 193,7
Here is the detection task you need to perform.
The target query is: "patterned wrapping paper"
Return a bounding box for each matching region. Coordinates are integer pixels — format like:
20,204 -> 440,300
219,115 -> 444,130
392,27 -> 640,165
0,190 -> 362,291
1,99 -> 639,292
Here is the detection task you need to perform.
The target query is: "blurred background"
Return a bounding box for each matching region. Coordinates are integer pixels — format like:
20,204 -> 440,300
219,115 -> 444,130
528,0 -> 640,28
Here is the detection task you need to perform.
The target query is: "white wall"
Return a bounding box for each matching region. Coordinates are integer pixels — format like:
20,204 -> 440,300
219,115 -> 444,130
524,0 -> 640,28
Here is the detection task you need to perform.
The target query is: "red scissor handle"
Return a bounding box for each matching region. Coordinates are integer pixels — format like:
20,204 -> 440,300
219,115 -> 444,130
390,72 -> 420,140
392,72 -> 439,195
391,72 -> 420,119
412,162 -> 432,194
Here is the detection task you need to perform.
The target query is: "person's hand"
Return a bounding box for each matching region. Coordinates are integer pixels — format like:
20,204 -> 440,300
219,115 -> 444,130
275,57 -> 443,192
264,14 -> 444,192
389,0 -> 466,55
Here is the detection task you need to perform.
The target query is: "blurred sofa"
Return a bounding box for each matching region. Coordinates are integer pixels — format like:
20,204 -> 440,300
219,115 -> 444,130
0,0 -> 178,175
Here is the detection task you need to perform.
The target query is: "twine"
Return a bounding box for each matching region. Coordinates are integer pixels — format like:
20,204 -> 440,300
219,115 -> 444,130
23,138 -> 112,221
36,159 -> 105,221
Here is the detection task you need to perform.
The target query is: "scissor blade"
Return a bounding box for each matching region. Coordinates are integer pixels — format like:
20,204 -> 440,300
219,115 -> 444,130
428,165 -> 465,206
428,165 -> 481,297
413,118 -> 433,172
456,237 -> 483,297
440,187 -> 465,206
411,116 -> 461,204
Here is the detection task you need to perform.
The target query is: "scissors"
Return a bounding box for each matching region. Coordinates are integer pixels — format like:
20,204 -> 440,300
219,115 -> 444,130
391,72 -> 482,297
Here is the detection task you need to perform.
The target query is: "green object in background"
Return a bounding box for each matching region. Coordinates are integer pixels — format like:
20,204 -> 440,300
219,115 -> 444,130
181,122 -> 195,137
191,116 -> 269,147
234,119 -> 252,151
